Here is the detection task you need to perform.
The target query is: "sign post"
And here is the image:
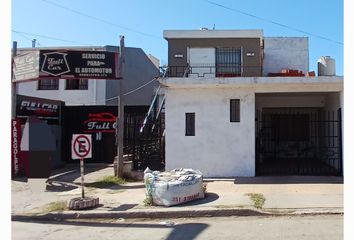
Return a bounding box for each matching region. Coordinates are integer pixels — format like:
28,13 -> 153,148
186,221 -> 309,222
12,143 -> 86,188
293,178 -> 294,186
80,158 -> 84,198
72,134 -> 92,199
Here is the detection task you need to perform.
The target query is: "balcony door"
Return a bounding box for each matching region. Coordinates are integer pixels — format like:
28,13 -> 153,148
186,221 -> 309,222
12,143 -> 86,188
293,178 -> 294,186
188,47 -> 215,77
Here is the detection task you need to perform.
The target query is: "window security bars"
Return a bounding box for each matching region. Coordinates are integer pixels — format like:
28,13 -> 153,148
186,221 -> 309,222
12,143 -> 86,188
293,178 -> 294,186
66,79 -> 88,90
38,79 -> 59,90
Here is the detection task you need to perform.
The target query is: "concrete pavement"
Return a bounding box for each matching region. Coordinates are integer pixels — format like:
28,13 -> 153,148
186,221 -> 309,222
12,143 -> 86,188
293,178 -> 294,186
11,164 -> 343,220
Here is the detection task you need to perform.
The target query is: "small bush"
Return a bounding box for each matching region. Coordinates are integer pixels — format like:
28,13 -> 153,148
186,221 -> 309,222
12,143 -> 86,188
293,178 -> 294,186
246,193 -> 266,209
86,176 -> 126,188
44,201 -> 68,212
202,182 -> 208,193
143,195 -> 153,206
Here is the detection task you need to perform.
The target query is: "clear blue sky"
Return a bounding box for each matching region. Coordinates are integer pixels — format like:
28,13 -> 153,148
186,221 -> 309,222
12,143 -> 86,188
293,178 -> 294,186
12,0 -> 343,75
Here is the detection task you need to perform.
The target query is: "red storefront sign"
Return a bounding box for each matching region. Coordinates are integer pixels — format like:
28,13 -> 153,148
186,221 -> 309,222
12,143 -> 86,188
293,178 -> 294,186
83,112 -> 117,133
11,119 -> 22,177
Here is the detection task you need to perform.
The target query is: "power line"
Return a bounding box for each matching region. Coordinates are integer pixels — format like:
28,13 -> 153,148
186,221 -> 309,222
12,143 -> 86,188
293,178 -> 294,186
123,78 -> 157,96
12,31 -> 32,41
12,29 -> 92,45
94,78 -> 158,104
204,0 -> 343,45
13,31 -> 45,47
40,0 -> 163,40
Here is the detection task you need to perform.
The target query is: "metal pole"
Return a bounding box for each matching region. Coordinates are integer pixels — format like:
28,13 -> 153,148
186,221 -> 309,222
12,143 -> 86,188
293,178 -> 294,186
11,41 -> 17,119
115,36 -> 125,177
80,158 -> 85,198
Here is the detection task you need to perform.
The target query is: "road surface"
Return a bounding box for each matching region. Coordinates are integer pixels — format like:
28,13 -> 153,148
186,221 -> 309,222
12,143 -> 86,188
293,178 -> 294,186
12,215 -> 343,240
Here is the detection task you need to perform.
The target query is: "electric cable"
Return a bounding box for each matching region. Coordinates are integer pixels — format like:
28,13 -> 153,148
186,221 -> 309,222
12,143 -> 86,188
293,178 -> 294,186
41,0 -> 163,40
204,0 -> 343,45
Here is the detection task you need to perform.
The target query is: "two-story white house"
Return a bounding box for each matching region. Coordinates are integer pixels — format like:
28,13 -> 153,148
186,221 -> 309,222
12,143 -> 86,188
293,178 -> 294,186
161,29 -> 343,177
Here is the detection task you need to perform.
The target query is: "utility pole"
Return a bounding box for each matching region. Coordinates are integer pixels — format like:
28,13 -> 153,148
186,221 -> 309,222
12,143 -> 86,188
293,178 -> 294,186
11,41 -> 17,119
115,36 -> 125,177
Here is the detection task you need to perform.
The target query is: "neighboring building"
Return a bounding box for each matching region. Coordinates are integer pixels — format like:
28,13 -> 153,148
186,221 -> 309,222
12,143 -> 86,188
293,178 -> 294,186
14,45 -> 159,168
161,29 -> 343,177
17,46 -> 159,106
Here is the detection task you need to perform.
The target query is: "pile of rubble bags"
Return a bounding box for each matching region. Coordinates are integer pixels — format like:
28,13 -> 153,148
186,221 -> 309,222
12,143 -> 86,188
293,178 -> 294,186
144,168 -> 205,207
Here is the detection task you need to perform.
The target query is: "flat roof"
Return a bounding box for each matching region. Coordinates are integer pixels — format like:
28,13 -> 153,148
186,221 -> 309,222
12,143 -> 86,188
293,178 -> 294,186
163,29 -> 263,39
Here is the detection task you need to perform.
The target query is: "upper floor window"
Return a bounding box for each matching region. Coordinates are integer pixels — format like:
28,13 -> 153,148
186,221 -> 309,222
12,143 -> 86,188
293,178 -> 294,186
216,48 -> 241,77
38,79 -> 59,90
66,79 -> 88,90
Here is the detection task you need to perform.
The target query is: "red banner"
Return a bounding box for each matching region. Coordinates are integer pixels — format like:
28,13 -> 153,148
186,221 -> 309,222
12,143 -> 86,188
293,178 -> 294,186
11,119 -> 22,178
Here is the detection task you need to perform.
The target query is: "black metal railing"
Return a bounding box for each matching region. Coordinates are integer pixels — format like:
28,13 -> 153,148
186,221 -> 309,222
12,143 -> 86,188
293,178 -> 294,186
160,64 -> 261,78
123,87 -> 165,171
256,109 -> 343,176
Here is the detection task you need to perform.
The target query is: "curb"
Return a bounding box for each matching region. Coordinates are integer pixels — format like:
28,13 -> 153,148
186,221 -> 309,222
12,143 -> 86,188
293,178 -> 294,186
11,207 -> 343,222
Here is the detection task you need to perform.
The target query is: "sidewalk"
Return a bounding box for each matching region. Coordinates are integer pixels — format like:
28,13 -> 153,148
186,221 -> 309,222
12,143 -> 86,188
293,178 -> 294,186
11,164 -> 343,220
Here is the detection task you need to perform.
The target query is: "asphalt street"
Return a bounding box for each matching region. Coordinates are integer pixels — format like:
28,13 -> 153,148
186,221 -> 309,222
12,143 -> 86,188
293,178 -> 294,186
12,215 -> 343,240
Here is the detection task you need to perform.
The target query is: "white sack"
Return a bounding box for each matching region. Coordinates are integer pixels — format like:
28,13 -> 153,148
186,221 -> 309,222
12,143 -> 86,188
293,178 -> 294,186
144,168 -> 204,207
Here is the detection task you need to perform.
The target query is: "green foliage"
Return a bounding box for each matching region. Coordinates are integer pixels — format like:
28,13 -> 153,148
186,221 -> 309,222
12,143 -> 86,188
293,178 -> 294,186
202,182 -> 208,193
86,176 -> 126,188
143,195 -> 153,206
246,193 -> 266,209
44,201 -> 68,212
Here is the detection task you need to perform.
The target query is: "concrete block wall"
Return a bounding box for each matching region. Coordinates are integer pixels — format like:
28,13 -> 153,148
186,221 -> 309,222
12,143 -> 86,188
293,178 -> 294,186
263,37 -> 309,76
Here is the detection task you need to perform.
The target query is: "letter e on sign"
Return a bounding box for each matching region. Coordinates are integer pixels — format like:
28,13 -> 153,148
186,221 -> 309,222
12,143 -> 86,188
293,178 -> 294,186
71,134 -> 92,159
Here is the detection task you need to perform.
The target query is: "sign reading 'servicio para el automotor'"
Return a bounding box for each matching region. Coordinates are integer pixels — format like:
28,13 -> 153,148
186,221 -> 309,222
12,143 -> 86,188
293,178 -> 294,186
13,50 -> 119,82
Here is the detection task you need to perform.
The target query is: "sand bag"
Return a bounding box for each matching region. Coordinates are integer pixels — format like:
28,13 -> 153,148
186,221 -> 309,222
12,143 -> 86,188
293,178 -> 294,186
144,168 -> 204,207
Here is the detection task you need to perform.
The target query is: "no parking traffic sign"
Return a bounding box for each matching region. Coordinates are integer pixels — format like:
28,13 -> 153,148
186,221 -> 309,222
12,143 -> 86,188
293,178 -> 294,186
71,134 -> 92,159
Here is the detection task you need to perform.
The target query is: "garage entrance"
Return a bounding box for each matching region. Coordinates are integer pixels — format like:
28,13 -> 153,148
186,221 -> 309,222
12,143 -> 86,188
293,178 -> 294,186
255,108 -> 342,176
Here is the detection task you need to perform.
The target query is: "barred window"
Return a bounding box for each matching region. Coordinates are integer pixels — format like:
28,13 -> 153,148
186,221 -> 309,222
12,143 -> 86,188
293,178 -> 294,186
185,113 -> 195,136
66,79 -> 88,90
38,79 -> 59,90
216,47 -> 242,77
230,99 -> 240,122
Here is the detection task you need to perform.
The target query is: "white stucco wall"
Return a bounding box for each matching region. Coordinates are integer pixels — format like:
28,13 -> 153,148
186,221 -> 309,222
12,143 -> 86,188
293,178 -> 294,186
324,92 -> 341,111
17,79 -> 106,106
263,37 -> 309,76
256,94 -> 326,110
165,87 -> 255,177
162,76 -> 343,177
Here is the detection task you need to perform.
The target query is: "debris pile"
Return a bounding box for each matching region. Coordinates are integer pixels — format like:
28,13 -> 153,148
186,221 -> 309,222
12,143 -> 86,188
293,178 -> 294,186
144,168 -> 204,207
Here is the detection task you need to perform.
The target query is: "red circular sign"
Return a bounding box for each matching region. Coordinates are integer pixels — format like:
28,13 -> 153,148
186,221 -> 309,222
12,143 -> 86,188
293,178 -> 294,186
73,135 -> 91,158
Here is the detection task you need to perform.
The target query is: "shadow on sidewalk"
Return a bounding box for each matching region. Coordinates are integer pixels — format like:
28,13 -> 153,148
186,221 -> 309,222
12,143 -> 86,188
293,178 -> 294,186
174,192 -> 219,207
45,181 -> 78,192
107,204 -> 139,211
12,218 -> 209,240
48,164 -> 109,183
234,176 -> 343,184
84,183 -> 145,190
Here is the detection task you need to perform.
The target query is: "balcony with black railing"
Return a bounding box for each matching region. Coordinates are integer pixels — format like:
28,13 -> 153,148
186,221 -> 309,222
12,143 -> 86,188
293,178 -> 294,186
160,64 -> 261,78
